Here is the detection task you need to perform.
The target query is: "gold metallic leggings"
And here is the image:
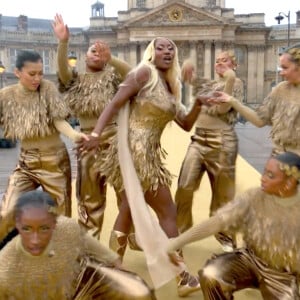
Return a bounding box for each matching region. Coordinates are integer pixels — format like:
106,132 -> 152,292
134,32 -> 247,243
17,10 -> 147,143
175,128 -> 238,235
0,144 -> 71,240
199,249 -> 300,300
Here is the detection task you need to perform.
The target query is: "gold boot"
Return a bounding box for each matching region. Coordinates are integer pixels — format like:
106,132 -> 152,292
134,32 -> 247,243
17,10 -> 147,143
176,270 -> 201,297
127,232 -> 142,251
109,230 -> 128,259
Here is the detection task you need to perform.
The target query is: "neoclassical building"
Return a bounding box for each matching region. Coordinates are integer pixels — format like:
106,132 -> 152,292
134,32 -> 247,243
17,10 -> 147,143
0,0 -> 299,104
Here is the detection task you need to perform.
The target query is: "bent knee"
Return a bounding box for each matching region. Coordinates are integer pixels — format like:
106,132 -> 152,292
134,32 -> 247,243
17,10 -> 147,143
200,264 -> 220,282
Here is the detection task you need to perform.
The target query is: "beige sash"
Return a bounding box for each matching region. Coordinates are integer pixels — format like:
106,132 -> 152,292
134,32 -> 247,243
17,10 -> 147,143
117,103 -> 184,288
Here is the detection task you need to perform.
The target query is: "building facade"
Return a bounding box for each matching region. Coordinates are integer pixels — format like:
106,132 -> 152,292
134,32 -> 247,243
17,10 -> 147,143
0,0 -> 299,104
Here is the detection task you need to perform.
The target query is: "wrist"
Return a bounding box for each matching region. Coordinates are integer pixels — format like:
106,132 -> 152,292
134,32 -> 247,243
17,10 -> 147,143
91,132 -> 99,138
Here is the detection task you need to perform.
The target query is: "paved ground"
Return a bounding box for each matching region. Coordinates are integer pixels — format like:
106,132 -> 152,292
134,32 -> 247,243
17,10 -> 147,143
235,122 -> 272,174
0,122 -> 272,196
0,123 -> 271,299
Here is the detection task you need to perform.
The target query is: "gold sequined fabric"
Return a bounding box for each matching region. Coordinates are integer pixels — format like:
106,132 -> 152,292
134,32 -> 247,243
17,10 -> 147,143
98,78 -> 177,193
0,80 -> 69,140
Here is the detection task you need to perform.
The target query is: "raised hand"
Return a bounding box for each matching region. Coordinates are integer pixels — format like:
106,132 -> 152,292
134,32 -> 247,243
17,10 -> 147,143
52,13 -> 69,42
181,59 -> 195,84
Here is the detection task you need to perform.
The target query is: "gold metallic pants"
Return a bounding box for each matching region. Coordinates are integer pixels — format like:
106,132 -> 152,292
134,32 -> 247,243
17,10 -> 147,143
74,258 -> 156,299
199,249 -> 300,300
77,151 -> 108,239
0,144 -> 71,241
77,127 -> 120,240
175,128 -> 238,237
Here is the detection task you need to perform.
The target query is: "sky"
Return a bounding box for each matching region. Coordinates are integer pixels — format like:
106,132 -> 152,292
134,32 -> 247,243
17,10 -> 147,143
0,0 -> 298,27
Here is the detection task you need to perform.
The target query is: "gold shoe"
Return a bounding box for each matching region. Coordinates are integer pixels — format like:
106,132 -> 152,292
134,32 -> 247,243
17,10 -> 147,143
109,230 -> 128,259
127,233 -> 142,251
177,271 -> 201,297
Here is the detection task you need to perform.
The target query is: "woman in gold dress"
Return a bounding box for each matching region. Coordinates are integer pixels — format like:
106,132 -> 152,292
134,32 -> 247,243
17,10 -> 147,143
175,51 -> 244,251
167,151 -> 300,300
77,37 -> 203,296
0,190 -> 155,299
0,50 -> 86,242
52,14 -> 131,239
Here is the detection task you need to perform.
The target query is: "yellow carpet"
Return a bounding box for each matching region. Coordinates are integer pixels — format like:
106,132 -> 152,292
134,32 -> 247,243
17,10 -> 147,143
72,124 -> 263,299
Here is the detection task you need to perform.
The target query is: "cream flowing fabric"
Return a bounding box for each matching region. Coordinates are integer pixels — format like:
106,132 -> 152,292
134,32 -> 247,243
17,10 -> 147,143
117,103 -> 184,288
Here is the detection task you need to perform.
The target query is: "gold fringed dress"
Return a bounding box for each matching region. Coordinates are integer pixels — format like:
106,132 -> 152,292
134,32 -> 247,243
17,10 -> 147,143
0,216 -> 156,299
98,77 -> 180,193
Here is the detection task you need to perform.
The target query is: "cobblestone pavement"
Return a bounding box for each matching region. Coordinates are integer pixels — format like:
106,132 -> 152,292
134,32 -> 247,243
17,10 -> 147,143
0,123 -> 272,197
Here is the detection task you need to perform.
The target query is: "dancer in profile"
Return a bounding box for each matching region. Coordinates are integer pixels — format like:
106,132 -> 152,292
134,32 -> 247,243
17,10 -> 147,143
167,151 -> 300,299
0,49 -> 86,242
77,37 -> 203,296
52,14 -> 131,239
175,51 -> 244,252
0,190 -> 156,299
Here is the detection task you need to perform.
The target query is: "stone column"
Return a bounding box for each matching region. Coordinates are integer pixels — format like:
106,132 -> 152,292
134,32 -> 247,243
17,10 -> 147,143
117,44 -> 125,61
204,41 -> 212,79
247,45 -> 265,104
214,41 -> 222,78
129,43 -> 137,67
140,42 -> 148,60
256,46 -> 265,101
189,41 -> 197,71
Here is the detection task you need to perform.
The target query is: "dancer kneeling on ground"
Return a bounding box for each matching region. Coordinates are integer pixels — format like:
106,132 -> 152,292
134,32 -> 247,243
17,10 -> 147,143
167,151 -> 300,300
0,190 -> 156,300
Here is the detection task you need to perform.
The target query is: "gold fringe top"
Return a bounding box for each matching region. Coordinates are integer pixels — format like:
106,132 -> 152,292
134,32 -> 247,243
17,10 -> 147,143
0,80 -> 69,140
0,216 -> 118,299
192,76 -> 244,125
62,67 -> 122,119
219,188 -> 300,274
256,81 -> 300,148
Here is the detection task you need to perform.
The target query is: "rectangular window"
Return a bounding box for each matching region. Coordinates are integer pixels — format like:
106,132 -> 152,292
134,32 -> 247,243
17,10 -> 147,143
136,0 -> 146,8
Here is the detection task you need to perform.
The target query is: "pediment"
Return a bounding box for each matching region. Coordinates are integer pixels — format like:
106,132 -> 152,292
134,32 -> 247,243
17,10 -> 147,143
124,1 -> 225,28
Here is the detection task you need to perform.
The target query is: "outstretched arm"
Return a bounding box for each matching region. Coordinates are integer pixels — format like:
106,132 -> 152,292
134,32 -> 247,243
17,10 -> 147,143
54,119 -> 88,142
167,215 -> 224,258
84,234 -> 122,268
175,101 -> 202,131
211,92 -> 265,127
77,66 -> 150,152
